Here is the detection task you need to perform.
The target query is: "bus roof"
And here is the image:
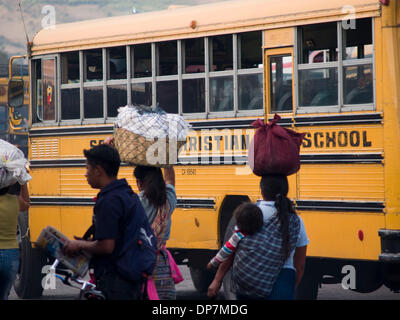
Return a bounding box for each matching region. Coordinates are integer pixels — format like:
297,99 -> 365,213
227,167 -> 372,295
31,0 -> 380,55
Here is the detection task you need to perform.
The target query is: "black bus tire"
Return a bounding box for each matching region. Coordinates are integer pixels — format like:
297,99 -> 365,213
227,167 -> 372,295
189,267 -> 215,293
13,211 -> 47,299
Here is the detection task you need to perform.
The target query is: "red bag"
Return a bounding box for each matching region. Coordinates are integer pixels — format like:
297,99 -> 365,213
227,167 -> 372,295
248,114 -> 305,176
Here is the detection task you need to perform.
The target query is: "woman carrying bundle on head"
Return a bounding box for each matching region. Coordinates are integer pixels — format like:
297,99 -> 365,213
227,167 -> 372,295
208,173 -> 309,300
133,165 -> 181,300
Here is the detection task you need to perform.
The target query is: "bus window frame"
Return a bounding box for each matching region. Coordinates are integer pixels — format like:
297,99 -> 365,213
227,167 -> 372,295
265,47 -> 294,117
294,18 -> 375,114
31,55 -> 58,126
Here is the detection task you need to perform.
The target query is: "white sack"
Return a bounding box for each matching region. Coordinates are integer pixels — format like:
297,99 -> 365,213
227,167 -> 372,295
0,139 -> 32,188
115,105 -> 191,141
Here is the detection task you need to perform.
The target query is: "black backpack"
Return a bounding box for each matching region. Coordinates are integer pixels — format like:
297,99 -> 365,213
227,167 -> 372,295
84,195 -> 157,283
115,195 -> 157,282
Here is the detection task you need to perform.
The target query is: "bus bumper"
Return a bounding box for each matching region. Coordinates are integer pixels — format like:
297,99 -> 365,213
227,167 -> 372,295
379,229 -> 400,262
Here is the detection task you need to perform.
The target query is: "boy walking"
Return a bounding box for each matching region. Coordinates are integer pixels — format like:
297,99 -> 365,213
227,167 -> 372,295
63,144 -> 154,300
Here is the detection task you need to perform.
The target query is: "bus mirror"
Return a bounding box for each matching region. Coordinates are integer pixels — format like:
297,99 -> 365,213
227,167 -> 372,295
8,78 -> 24,108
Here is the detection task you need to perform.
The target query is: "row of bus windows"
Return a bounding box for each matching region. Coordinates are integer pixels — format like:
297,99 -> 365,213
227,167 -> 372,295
61,32 -> 262,83
33,31 -> 263,121
56,73 -> 263,120
32,18 -> 374,122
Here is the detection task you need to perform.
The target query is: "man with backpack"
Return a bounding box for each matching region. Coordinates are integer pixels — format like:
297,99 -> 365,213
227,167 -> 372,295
63,144 -> 156,300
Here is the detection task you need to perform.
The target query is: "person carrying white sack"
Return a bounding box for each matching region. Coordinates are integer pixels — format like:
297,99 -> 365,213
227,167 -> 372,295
0,139 -> 31,300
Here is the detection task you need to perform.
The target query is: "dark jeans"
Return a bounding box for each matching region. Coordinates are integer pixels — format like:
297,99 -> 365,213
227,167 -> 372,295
236,268 -> 296,300
0,249 -> 20,300
96,272 -> 142,300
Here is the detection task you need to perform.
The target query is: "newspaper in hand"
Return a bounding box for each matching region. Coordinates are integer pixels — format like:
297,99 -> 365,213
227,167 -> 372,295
36,226 -> 90,278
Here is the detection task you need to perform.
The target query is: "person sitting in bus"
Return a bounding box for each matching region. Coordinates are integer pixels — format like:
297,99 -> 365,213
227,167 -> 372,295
207,202 -> 263,269
346,73 -> 373,105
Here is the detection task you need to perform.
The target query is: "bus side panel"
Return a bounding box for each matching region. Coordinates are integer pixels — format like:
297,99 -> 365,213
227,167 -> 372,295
301,211 -> 385,260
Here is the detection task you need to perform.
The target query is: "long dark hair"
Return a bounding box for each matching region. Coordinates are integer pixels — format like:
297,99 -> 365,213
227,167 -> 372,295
260,174 -> 297,260
134,166 -> 166,208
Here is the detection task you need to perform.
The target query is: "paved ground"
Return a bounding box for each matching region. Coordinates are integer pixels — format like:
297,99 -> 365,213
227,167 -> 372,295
8,265 -> 400,300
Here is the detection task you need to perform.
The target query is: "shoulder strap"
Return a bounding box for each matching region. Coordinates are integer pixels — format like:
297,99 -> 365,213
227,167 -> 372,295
82,224 -> 94,240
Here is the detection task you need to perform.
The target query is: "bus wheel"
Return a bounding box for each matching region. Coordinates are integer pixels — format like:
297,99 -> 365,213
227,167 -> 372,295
13,211 -> 47,299
189,267 -> 215,293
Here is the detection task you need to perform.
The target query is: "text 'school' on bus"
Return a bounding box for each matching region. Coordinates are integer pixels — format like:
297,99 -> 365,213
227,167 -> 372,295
8,0 -> 399,299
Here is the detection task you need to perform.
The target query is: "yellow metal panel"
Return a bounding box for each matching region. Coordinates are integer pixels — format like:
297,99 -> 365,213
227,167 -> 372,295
30,206 -> 61,242
30,138 -> 59,159
60,207 -> 93,239
59,135 -> 111,159
29,168 -> 60,196
298,164 -> 384,201
166,208 -> 219,250
60,168 -> 94,197
301,211 -> 385,260
264,28 -> 294,48
374,18 -> 383,113
381,2 -> 400,230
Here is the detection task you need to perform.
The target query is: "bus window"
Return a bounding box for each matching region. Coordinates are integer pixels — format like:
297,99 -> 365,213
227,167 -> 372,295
157,41 -> 177,76
297,22 -> 338,108
269,55 -> 293,112
210,35 -> 233,71
183,38 -> 205,74
61,51 -> 80,120
344,18 -> 373,60
42,59 -> 56,121
132,82 -> 152,106
84,49 -> 103,118
108,46 -> 126,80
157,80 -> 178,113
300,22 -> 337,64
61,88 -> 80,120
238,73 -> 263,111
33,59 -> 43,122
343,18 -> 373,105
107,85 -> 127,117
61,52 -> 79,84
238,31 -> 262,69
344,64 -> 373,105
132,44 -> 152,78
299,68 -> 338,107
84,86 -> 103,119
85,49 -> 103,81
210,76 -> 233,112
182,78 -> 205,113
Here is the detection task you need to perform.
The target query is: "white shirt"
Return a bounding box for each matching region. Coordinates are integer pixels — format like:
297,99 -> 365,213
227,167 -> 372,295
257,200 -> 309,271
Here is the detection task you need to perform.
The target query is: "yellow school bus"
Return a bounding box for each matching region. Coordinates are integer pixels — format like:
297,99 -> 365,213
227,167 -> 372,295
9,0 -> 399,299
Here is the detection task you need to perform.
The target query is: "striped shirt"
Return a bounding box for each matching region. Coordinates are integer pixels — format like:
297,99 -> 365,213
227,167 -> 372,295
209,227 -> 246,267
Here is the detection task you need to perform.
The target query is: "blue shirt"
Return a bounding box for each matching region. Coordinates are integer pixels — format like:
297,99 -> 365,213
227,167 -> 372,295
91,178 -> 148,278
